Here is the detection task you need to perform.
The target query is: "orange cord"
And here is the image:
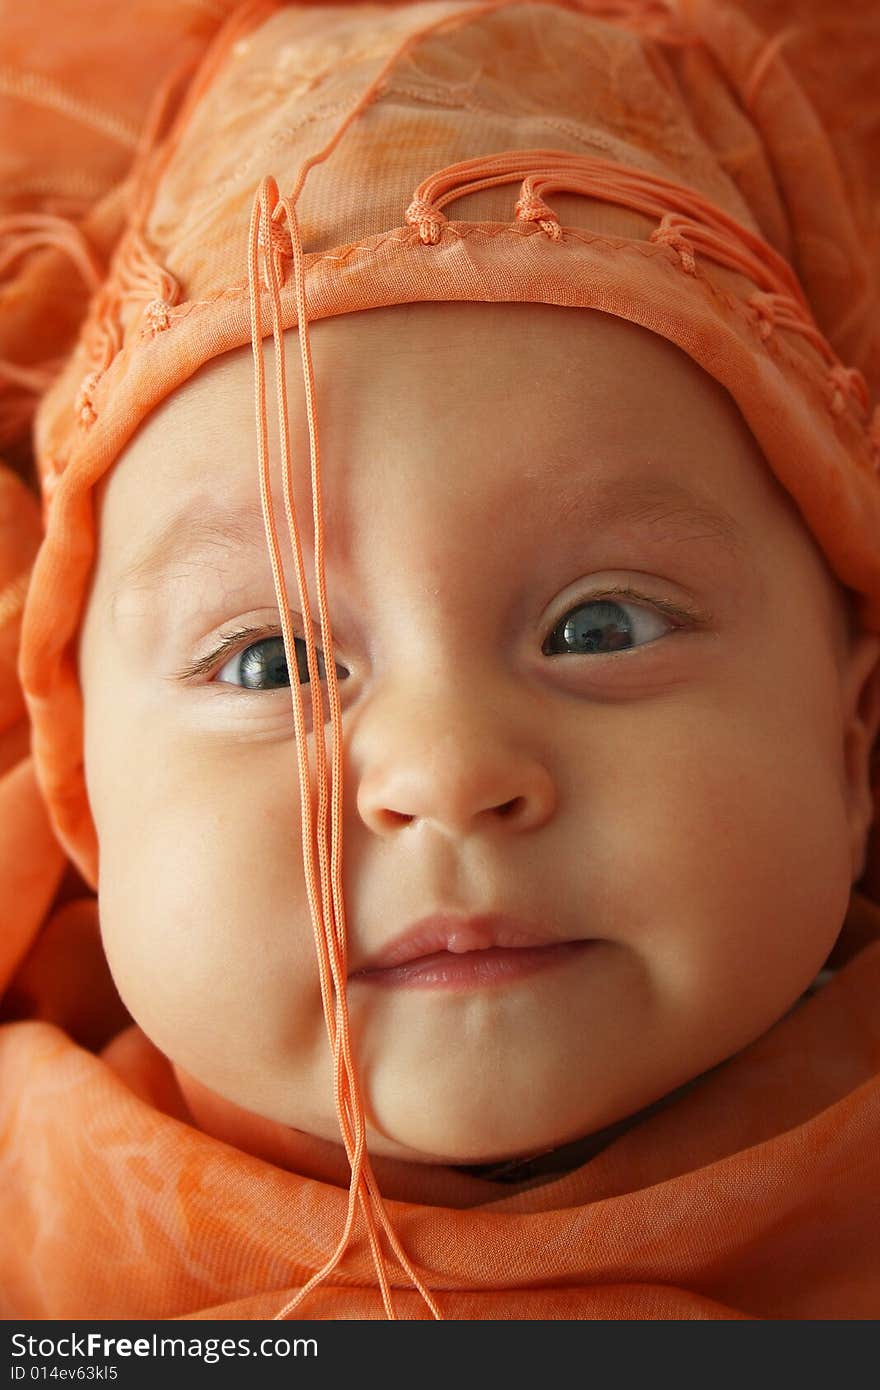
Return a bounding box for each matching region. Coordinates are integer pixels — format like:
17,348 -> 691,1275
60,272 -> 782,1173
248,177 -> 442,1322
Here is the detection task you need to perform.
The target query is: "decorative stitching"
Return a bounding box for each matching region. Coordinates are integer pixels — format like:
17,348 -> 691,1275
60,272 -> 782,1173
143,299 -> 172,335
826,363 -> 870,420
514,185 -> 563,240
75,226 -> 181,424
257,215 -> 294,287
74,370 -> 100,429
746,290 -> 777,341
404,197 -> 448,244
648,216 -> 697,274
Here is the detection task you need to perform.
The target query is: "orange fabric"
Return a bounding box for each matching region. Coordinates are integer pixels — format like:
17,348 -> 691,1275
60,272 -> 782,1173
2,0 -> 880,1318
0,0 -> 246,475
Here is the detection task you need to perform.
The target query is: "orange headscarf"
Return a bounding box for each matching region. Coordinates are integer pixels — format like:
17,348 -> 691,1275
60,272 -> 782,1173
2,0 -> 880,1318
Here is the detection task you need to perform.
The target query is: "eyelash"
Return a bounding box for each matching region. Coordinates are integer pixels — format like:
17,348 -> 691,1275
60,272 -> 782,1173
170,586 -> 709,688
172,622 -> 298,685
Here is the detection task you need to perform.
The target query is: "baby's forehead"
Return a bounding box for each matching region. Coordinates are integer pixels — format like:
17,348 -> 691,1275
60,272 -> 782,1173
95,300 -> 851,648
111,304 -> 768,534
113,301 -> 753,496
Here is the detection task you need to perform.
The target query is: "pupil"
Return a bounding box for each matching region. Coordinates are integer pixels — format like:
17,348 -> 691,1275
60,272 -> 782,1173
560,600 -> 631,654
239,636 -> 327,690
240,637 -> 288,689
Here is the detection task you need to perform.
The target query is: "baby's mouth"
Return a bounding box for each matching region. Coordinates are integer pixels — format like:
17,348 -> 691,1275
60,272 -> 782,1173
349,911 -> 596,991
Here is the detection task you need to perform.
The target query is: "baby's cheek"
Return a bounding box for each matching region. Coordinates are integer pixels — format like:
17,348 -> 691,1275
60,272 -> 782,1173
640,698 -> 850,1017
94,750 -> 324,1079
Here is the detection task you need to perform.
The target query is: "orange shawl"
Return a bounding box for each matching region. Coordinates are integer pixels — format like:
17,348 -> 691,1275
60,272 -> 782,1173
2,0 -> 880,1319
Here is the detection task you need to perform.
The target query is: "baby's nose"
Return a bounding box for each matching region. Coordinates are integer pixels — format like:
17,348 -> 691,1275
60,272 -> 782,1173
352,689 -> 556,839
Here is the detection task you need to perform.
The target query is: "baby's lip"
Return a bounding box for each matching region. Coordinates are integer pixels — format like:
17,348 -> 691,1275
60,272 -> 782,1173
349,912 -> 577,976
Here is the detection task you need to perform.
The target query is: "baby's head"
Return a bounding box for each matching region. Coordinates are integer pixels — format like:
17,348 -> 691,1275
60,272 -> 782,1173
77,300 -> 880,1169
18,0 -> 880,1204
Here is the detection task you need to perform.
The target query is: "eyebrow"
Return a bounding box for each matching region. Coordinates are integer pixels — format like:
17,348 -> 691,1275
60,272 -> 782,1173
537,474 -> 749,558
115,498 -> 276,598
112,475 -> 748,599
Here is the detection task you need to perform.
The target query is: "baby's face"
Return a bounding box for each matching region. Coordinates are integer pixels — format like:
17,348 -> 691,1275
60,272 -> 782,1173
79,302 -> 877,1168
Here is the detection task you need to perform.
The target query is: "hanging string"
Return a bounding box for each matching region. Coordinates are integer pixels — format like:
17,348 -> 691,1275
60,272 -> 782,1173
247,177 -> 441,1321
249,178 -> 395,1321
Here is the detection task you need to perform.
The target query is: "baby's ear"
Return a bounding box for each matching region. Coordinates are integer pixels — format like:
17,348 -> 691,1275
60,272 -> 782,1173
840,630 -> 880,883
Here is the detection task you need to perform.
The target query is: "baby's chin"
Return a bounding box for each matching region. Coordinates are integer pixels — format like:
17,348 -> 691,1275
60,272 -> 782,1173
174,1054 -> 617,1173
174,1059 -> 580,1185
275,1097 -> 593,1169
350,1051 -> 651,1166
170,1025 -> 703,1174
298,1033 -> 729,1172
286,1085 -> 689,1179
314,1077 -> 656,1170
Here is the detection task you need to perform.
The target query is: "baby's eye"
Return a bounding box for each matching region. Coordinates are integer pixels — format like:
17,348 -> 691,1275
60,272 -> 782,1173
541,595 -> 672,657
216,634 -> 332,691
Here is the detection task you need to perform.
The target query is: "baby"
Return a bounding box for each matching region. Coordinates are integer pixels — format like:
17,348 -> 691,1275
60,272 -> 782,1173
4,0 -> 880,1320
79,300 -> 877,1175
